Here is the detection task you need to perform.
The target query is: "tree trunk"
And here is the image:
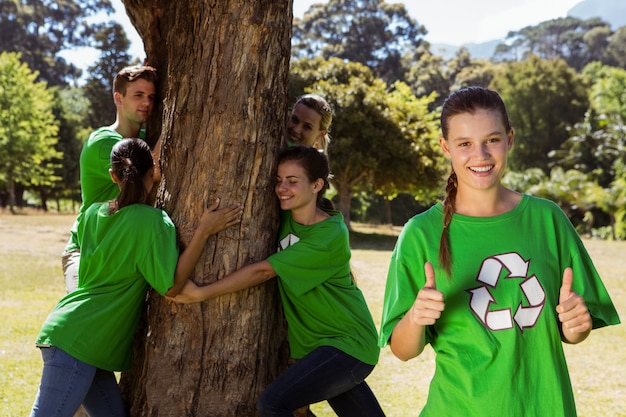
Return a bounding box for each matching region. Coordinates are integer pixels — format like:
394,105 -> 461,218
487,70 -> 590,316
119,1 -> 292,416
335,179 -> 353,231
383,198 -> 392,226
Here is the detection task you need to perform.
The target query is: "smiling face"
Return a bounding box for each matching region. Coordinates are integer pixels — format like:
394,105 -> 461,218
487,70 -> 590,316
275,160 -> 323,214
439,108 -> 514,193
115,78 -> 156,127
285,103 -> 326,150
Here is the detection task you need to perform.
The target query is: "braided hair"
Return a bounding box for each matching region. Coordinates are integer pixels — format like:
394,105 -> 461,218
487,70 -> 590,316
438,87 -> 512,277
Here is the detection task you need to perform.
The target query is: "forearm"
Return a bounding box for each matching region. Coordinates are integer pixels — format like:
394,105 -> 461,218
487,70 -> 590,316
202,262 -> 275,299
151,138 -> 162,183
177,260 -> 276,303
389,314 -> 428,361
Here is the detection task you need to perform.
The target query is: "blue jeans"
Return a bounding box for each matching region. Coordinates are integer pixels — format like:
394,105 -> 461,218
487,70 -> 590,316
257,346 -> 386,417
30,346 -> 126,417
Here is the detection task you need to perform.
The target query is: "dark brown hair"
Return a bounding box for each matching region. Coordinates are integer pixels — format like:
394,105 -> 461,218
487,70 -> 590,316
109,138 -> 154,214
278,145 -> 333,211
112,65 -> 157,96
438,87 -> 512,276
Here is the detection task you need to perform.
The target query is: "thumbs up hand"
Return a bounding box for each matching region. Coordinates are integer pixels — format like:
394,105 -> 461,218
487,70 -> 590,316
556,267 -> 592,344
407,262 -> 445,326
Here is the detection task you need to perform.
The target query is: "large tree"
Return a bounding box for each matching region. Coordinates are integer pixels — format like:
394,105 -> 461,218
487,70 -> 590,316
490,55 -> 589,173
0,52 -> 60,212
83,21 -> 134,129
118,1 -> 292,415
292,0 -> 427,84
0,0 -> 115,86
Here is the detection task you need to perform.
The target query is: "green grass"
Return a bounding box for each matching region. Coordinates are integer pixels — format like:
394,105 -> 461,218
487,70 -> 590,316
0,213 -> 71,416
1,213 -> 624,416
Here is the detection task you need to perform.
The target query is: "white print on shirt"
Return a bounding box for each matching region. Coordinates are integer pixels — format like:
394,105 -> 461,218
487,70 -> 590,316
467,252 -> 546,332
278,233 -> 300,251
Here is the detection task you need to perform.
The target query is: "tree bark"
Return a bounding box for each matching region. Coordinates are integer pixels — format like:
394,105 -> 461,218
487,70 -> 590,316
118,1 -> 292,415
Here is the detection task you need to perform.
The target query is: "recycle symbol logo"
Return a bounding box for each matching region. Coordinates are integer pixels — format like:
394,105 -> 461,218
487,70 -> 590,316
467,252 -> 545,331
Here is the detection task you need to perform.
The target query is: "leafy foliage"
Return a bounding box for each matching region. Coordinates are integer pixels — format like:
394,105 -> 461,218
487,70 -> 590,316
0,52 -> 60,210
405,47 -> 495,110
83,21 -> 134,128
494,17 -> 612,71
292,0 -> 427,84
290,57 -> 441,227
490,55 -> 589,173
0,0 -> 115,86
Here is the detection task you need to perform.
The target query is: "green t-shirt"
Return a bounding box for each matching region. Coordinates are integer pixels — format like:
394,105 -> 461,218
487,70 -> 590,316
380,195 -> 620,416
268,210 -> 380,365
65,127 -> 145,252
38,202 -> 179,371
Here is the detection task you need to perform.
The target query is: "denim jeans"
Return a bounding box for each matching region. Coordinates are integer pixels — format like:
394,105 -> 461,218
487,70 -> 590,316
30,346 -> 126,417
257,346 -> 386,417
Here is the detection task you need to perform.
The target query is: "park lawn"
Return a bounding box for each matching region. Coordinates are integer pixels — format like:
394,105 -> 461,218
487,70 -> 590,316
0,212 -> 624,416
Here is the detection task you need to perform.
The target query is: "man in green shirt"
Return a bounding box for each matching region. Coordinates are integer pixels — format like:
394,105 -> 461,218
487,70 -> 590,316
63,65 -> 158,292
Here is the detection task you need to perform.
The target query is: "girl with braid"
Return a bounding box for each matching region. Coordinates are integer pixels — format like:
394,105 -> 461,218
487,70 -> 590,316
30,138 -> 242,417
379,87 -> 619,416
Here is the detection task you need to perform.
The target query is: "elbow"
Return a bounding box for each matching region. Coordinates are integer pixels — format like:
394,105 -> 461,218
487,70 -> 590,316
390,344 -> 423,362
164,281 -> 185,298
261,270 -> 276,283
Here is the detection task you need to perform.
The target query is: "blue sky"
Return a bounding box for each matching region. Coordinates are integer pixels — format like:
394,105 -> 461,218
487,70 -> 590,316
61,0 -> 583,73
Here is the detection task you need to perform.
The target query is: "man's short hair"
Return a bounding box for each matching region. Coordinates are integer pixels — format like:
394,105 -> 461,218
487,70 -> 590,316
113,65 -> 157,96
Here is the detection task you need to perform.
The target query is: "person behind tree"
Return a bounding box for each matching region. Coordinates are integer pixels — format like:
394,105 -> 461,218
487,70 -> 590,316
169,146 -> 386,417
63,65 -> 160,293
30,138 -> 243,417
379,86 -> 620,416
285,93 -> 333,153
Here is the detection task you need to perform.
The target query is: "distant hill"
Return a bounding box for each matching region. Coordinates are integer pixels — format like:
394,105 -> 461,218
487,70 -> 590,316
568,0 -> 626,29
430,40 -> 500,61
430,0 -> 625,61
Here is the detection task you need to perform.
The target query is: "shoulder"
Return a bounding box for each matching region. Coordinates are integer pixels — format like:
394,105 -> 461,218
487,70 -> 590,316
82,202 -> 108,221
82,128 -> 123,159
127,204 -> 173,224
108,205 -> 175,234
317,211 -> 349,240
404,204 -> 442,229
522,194 -> 567,216
86,127 -> 122,144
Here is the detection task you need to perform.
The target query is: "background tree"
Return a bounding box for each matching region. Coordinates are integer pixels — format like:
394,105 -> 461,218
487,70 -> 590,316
404,50 -> 450,108
605,26 -> 626,68
290,57 -> 441,229
494,17 -> 612,71
490,55 -> 588,173
83,21 -> 134,128
49,87 -> 90,211
292,0 -> 427,84
406,47 -> 495,110
526,167 -> 606,232
550,63 -> 626,190
0,0 -> 115,86
370,82 -> 444,223
118,1 -> 291,415
0,52 -> 60,212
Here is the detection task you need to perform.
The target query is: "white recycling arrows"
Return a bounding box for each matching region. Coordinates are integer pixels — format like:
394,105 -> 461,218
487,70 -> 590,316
468,252 -> 545,331
513,275 -> 546,330
279,233 -> 299,250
